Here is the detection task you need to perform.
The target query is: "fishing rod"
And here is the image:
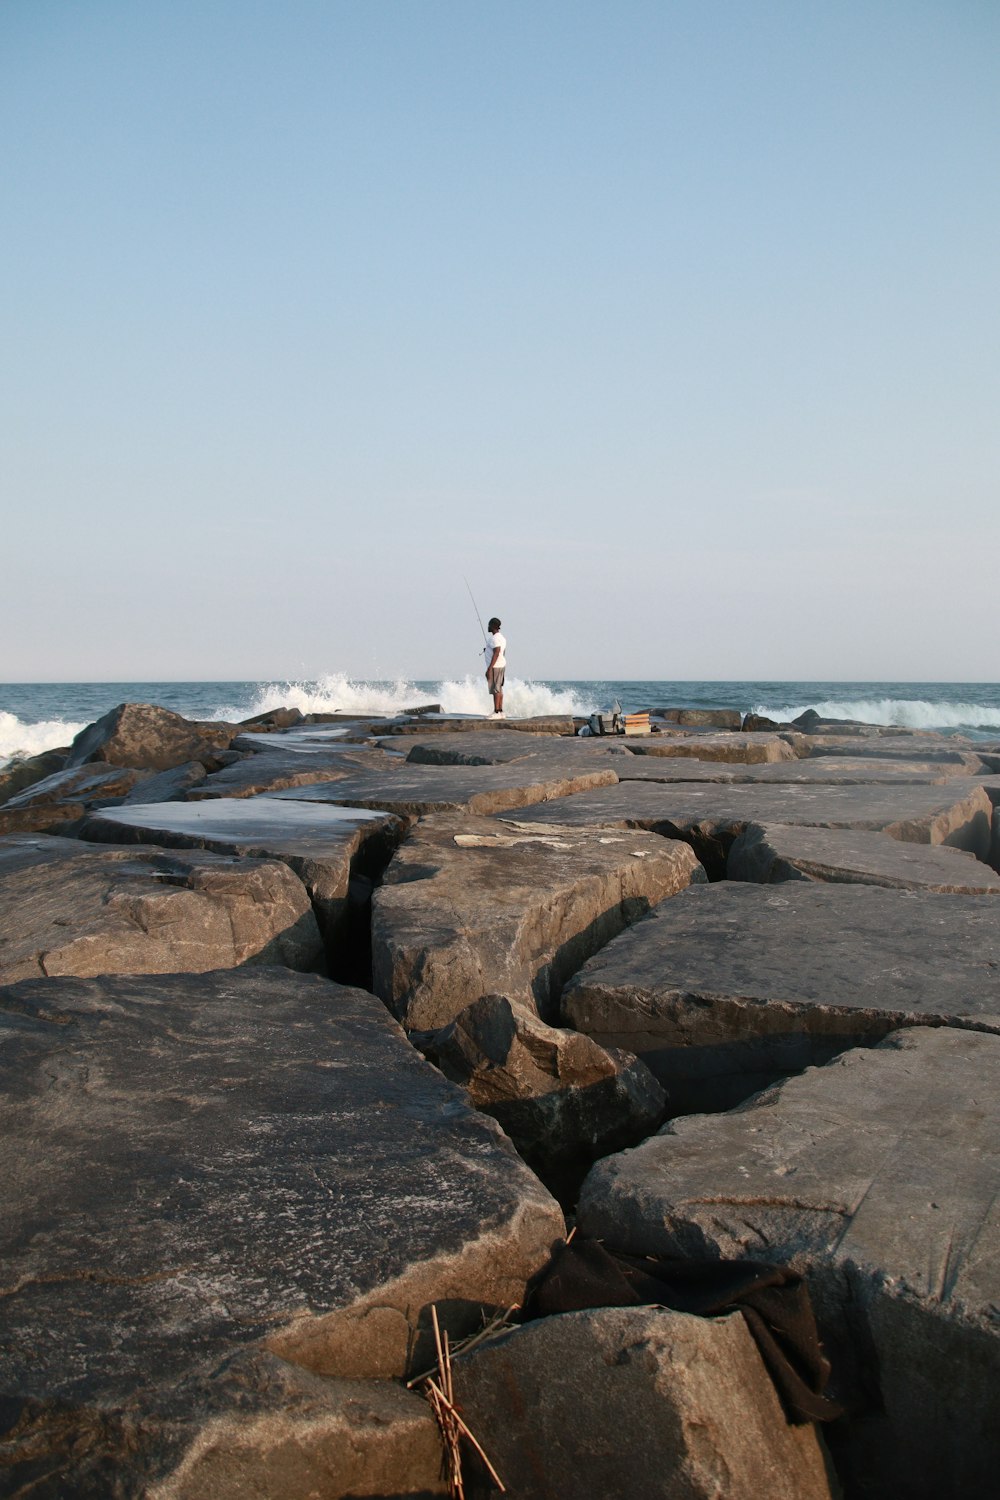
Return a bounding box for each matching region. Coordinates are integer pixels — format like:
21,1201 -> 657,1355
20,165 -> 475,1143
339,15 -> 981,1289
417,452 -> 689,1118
463,575 -> 487,644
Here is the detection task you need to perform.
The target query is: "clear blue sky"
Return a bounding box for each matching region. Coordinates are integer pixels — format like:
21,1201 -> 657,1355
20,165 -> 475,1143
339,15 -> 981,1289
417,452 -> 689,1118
3,1 -> 998,682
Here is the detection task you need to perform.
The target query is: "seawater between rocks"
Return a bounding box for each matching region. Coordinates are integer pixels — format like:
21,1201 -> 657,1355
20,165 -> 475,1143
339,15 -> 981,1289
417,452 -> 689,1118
3,677 -> 1000,768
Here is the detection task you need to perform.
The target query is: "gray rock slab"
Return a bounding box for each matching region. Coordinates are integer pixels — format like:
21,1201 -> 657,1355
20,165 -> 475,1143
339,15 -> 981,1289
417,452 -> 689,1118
187,743 -> 386,800
271,759 -> 619,818
0,834 -> 323,982
577,1028 -> 1000,1500
231,724 -> 364,752
122,759 -> 209,803
451,1306 -> 835,1500
78,796 -> 403,947
65,701 -> 238,771
0,763 -> 158,836
628,732 -> 798,763
1,968 -> 561,1490
502,778 -> 995,874
384,729 -> 565,764
729,821 -> 1000,893
613,755 -> 968,786
561,881 -> 1000,1112
371,810 -> 705,1029
799,734 -> 989,770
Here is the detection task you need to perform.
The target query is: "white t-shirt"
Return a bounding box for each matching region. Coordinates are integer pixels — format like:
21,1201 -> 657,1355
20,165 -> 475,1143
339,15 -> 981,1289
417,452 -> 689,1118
484,631 -> 507,669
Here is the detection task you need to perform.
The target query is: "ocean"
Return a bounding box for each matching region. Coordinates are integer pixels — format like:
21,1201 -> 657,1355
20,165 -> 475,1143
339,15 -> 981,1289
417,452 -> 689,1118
3,677 -> 1000,770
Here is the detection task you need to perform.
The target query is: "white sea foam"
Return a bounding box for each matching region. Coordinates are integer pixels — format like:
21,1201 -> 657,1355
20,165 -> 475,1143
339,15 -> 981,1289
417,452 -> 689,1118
223,674 -> 598,722
0,711 -> 87,768
754,697 -> 1000,732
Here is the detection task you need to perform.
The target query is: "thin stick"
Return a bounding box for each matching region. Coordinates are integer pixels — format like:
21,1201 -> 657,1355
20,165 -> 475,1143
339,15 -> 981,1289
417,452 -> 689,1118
426,1378 -> 507,1491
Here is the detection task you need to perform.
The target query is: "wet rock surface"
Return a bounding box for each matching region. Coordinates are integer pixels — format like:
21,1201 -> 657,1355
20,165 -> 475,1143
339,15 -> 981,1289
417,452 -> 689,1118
577,1028 -> 1000,1500
562,881 -> 1000,1109
0,834 -> 323,981
0,747 -> 69,806
371,809 -> 704,1029
0,968 -> 563,1491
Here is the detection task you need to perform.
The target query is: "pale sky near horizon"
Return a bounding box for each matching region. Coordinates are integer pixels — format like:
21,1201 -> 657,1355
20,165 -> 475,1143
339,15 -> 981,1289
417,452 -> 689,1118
3,1 -> 998,684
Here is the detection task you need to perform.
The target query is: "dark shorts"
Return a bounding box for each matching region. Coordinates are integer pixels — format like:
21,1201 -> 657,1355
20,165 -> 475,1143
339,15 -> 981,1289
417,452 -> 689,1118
487,667 -> 505,693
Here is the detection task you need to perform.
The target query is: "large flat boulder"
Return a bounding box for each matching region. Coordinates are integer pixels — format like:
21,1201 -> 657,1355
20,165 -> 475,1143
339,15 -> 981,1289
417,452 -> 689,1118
562,881 -> 1000,1111
272,759 -> 619,818
187,742 -> 386,800
384,729 -> 565,764
576,1028 -> 1000,1500
79,797 -> 403,952
628,732 -> 798,763
0,834 -> 323,981
799,734 -> 990,770
451,1306 -> 834,1500
0,968 -> 563,1491
612,755 -> 971,786
371,810 -> 705,1029
729,820 -> 1000,892
65,702 -> 238,771
503,779 -> 995,875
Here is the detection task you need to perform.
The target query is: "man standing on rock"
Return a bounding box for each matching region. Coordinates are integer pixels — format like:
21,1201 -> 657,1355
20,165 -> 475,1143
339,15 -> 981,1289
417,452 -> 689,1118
484,617 -> 506,717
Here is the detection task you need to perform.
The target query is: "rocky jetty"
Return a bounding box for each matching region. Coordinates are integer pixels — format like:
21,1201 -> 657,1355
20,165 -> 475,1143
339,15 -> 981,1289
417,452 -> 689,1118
2,699 -> 999,1497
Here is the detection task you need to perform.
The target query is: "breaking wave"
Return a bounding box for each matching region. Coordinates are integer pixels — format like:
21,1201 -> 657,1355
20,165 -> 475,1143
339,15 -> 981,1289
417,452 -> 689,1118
226,673 -> 598,722
754,697 -> 1000,733
0,710 -> 87,767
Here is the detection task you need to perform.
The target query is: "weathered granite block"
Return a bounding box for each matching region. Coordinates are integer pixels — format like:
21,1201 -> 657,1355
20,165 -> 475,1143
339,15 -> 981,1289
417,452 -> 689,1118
371,811 -> 705,1028
0,968 -> 563,1489
0,835 -> 323,981
628,732 -> 798,763
451,1306 -> 835,1500
562,881 -> 1000,1110
504,779 -> 994,874
65,702 -> 237,771
728,821 -> 1000,893
576,1028 -> 1000,1500
79,797 -> 403,950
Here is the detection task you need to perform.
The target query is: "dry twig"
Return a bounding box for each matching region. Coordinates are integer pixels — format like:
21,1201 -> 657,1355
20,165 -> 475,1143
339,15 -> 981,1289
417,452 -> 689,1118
414,1305 -> 507,1498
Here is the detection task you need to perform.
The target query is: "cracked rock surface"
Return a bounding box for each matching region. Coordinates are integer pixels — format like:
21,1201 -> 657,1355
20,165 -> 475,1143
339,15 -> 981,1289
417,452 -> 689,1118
576,1028 -> 1000,1500
561,880 -> 1000,1110
0,967 -> 563,1491
371,810 -> 705,1029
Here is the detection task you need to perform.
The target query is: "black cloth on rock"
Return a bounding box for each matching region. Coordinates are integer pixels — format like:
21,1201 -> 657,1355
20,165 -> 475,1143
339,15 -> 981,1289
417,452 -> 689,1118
526,1236 -> 843,1424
